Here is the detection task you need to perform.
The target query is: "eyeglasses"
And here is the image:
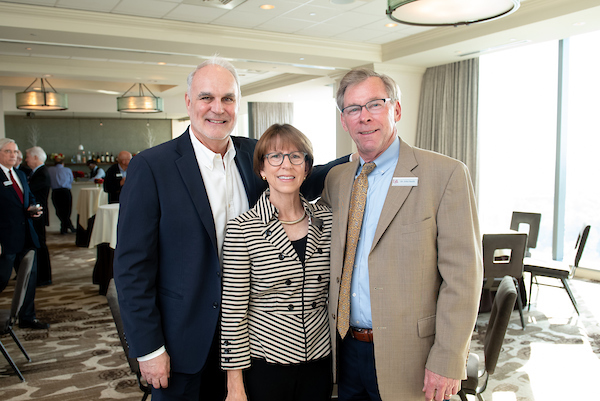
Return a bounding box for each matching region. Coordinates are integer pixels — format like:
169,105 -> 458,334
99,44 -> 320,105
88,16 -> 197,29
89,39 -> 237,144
1,149 -> 18,155
341,98 -> 392,117
264,151 -> 307,167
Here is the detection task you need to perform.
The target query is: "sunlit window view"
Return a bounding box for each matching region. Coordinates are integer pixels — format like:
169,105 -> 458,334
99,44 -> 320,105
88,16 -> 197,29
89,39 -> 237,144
479,32 -> 599,270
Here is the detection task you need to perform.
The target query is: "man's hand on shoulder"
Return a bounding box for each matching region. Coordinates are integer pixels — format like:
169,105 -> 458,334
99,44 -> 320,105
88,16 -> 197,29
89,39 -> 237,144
423,368 -> 460,401
139,351 -> 171,389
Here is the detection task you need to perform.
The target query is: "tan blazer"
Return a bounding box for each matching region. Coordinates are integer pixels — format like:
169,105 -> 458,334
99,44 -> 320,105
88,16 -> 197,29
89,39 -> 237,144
321,138 -> 483,400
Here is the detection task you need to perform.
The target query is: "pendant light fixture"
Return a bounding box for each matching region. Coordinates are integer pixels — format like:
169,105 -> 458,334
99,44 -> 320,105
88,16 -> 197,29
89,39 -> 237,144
16,78 -> 68,111
387,0 -> 520,27
117,83 -> 164,113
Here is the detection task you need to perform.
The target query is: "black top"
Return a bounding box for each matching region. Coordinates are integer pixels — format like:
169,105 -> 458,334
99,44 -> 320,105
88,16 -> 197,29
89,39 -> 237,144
291,235 -> 308,264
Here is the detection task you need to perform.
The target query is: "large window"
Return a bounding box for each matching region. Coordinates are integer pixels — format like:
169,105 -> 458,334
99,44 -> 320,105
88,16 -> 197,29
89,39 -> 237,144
479,32 -> 600,269
478,41 -> 558,257
565,31 -> 600,269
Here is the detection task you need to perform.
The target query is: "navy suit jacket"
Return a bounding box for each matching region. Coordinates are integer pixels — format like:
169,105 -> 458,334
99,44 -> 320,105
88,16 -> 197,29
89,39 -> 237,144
29,165 -> 51,227
114,130 -> 347,374
0,168 -> 40,254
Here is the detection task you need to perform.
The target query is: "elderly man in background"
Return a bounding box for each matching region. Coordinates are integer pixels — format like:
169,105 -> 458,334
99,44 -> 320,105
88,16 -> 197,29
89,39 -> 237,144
15,149 -> 32,176
0,138 -> 49,330
321,68 -> 482,401
47,155 -> 75,234
103,151 -> 131,203
26,146 -> 53,286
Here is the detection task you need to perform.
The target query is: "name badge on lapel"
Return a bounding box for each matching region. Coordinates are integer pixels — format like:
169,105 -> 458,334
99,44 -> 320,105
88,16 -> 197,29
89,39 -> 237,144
116,173 -> 123,178
3,180 -> 12,187
392,177 -> 418,187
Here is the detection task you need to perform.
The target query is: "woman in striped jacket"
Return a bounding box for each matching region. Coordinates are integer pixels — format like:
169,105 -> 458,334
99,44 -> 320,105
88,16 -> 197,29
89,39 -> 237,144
221,124 -> 332,401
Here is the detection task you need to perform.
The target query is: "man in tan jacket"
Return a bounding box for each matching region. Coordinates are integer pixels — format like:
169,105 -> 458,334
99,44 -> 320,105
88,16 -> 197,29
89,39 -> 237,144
321,69 -> 482,401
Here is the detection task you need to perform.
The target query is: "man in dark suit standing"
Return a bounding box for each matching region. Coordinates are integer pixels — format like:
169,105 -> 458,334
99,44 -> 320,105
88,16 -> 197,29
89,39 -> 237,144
114,57 -> 348,400
0,138 -> 49,330
26,146 -> 52,286
103,151 -> 131,203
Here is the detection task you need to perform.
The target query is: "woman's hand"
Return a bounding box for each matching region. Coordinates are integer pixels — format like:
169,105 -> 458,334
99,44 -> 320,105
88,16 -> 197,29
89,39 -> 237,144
225,369 -> 248,401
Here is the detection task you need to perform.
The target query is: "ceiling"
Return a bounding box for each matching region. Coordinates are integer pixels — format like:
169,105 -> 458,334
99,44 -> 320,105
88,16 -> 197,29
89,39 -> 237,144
1,0 -> 599,119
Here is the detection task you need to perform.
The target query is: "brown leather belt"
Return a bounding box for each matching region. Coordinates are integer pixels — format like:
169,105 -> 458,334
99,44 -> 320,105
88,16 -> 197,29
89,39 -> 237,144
350,327 -> 373,343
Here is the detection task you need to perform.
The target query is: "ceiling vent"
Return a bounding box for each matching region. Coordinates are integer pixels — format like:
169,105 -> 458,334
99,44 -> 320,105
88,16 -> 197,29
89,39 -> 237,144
182,0 -> 248,10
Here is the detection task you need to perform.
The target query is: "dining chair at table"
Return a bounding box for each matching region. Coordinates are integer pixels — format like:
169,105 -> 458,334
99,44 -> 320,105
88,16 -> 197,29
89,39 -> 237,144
482,233 -> 528,329
458,275 -> 518,401
510,211 -> 541,258
0,250 -> 35,382
524,224 -> 590,315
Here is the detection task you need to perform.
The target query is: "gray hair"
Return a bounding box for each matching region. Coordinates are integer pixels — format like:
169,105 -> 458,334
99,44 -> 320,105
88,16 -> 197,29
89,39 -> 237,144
187,56 -> 240,99
336,68 -> 401,111
26,146 -> 47,163
0,138 -> 16,150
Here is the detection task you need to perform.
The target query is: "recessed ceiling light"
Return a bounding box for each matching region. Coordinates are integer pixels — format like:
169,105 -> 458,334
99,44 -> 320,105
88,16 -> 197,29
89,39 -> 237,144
309,12 -> 316,16
300,57 -> 305,60
158,62 -> 166,65
573,21 -> 586,26
260,4 -> 275,10
385,23 -> 397,28
26,47 -> 32,50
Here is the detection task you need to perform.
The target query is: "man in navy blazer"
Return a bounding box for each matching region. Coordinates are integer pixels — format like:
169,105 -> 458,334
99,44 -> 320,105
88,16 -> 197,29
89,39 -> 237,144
0,138 -> 48,330
114,57 -> 348,400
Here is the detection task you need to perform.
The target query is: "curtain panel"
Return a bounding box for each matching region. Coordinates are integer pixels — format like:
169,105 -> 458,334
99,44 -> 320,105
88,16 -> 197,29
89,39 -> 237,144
248,102 -> 294,139
415,58 -> 479,195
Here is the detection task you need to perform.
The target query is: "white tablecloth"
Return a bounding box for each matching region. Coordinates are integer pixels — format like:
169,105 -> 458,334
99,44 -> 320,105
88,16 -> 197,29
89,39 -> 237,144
76,187 -> 108,230
89,204 -> 119,249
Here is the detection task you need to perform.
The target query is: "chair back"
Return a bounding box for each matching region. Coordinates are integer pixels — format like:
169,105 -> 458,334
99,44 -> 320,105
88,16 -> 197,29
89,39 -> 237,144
106,279 -> 141,375
9,250 -> 35,324
573,225 -> 591,268
510,212 -> 541,251
482,233 -> 527,290
484,275 -> 517,374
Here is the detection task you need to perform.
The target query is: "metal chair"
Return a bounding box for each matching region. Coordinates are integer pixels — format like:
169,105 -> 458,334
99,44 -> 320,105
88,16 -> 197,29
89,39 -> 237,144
459,276 -> 518,401
0,250 -> 35,382
524,224 -> 590,315
482,233 -> 527,329
510,212 -> 541,257
106,279 -> 151,401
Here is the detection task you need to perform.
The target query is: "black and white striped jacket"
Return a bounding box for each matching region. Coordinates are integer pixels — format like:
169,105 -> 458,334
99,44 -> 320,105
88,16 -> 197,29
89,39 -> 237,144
220,191 -> 332,369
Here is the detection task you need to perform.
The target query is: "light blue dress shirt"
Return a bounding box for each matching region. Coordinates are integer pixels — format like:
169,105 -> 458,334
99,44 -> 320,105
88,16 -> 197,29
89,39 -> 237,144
349,137 -> 399,329
48,164 -> 74,190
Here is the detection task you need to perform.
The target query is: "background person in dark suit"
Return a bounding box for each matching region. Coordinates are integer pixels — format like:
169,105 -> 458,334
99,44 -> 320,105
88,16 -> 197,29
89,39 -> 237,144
0,138 -> 49,330
26,146 -> 52,286
114,57 -> 348,401
15,149 -> 32,177
103,151 -> 131,203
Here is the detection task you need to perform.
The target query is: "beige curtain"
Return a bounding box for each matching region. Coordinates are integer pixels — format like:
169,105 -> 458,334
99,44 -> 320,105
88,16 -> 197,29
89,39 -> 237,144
415,58 -> 479,194
248,102 -> 294,139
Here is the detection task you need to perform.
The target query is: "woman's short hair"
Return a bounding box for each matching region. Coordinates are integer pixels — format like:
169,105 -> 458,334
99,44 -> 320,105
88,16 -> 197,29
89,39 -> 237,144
335,68 -> 401,111
253,124 -> 314,179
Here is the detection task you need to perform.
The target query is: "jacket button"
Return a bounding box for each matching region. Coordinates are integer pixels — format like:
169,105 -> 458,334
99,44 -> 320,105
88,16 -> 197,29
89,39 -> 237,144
288,304 -> 294,311
279,254 -> 285,260
216,271 -> 221,277
312,302 -> 317,308
223,349 -> 230,354
336,277 -> 340,283
318,248 -> 323,253
285,279 -> 292,285
317,275 -> 322,282
266,230 -> 272,236
213,302 -> 218,308
223,340 -> 229,346
224,357 -> 231,362
332,313 -> 336,320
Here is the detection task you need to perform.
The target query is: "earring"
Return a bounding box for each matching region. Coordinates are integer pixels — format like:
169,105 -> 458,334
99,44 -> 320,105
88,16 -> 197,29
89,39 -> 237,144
262,176 -> 266,181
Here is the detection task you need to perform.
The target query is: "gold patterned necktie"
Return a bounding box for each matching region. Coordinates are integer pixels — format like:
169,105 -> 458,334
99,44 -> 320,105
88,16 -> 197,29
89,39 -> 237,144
337,162 -> 376,338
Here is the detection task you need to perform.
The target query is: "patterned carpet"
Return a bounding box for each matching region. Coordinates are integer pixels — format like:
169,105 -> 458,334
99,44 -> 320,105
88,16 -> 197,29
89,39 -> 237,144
1,232 -> 600,400
0,232 -> 142,400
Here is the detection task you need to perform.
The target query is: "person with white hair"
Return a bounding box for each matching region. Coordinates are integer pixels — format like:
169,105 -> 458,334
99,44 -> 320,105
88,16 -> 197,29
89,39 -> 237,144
26,146 -> 52,286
